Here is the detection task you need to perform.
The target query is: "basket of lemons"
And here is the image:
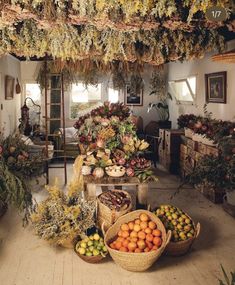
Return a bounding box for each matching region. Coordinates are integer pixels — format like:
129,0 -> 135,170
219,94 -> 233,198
74,232 -> 108,263
154,205 -> 200,256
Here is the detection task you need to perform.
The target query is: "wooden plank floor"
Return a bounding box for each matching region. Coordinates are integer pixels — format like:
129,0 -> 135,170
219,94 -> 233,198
0,163 -> 234,285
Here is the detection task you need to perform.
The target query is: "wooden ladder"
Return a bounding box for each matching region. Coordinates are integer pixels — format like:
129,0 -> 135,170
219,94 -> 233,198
44,61 -> 67,184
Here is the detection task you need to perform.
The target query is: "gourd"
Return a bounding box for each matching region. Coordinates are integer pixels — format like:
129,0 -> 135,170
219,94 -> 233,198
93,167 -> 104,178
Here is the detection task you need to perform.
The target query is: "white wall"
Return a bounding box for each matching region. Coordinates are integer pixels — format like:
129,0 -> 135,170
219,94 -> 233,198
0,55 -> 22,136
168,40 -> 235,129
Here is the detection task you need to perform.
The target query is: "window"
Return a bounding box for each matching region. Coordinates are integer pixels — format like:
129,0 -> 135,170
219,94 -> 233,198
108,88 -> 119,103
70,83 -> 102,119
25,83 -> 41,104
24,83 -> 42,126
168,76 -> 196,104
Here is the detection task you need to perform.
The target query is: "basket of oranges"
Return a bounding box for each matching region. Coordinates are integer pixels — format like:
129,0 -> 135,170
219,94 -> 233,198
103,210 -> 171,272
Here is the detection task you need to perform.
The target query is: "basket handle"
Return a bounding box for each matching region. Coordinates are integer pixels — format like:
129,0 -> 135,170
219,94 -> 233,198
195,222 -> 201,239
165,230 -> 172,247
101,222 -> 107,236
147,204 -> 151,211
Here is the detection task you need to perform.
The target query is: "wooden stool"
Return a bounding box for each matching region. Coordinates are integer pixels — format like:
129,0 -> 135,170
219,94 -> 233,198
84,176 -> 149,209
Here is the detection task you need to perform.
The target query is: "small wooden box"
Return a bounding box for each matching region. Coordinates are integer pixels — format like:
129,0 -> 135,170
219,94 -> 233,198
196,184 -> 225,204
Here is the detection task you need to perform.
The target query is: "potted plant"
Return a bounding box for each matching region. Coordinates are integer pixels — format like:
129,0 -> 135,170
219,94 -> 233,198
148,70 -> 172,128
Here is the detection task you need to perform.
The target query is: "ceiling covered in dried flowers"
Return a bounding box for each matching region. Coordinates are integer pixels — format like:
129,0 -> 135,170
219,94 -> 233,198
0,1 -> 234,66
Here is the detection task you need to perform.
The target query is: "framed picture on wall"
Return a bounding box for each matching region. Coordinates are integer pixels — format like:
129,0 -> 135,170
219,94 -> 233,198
124,83 -> 143,106
5,75 -> 15,100
205,71 -> 227,104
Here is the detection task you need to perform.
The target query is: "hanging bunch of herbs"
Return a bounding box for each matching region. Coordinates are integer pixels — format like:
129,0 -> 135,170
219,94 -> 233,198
0,132 -> 45,223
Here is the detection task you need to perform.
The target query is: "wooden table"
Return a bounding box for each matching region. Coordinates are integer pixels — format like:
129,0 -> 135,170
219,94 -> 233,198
84,176 -> 149,208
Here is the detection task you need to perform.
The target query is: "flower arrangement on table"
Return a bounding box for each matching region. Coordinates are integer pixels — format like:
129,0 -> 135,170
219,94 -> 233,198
0,131 -> 45,223
74,102 -> 157,182
178,113 -> 235,143
31,156 -> 96,247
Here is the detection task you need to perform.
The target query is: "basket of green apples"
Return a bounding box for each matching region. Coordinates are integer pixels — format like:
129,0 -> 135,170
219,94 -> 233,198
74,232 -> 108,263
154,205 -> 200,256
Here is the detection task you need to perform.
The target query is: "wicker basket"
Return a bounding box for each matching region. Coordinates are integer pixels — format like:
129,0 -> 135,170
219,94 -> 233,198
165,221 -> 200,256
97,190 -> 132,231
104,210 -> 171,272
74,248 -> 106,263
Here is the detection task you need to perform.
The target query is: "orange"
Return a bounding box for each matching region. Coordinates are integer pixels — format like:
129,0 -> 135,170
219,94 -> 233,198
115,241 -> 122,250
144,247 -> 150,252
139,213 -> 149,222
128,221 -> 134,230
146,233 -> 154,242
146,241 -> 153,249
126,237 -> 131,241
130,231 -> 138,238
137,239 -> 146,250
130,237 -> 138,243
110,243 -> 115,249
117,237 -> 124,243
135,219 -> 141,225
152,229 -> 162,237
128,242 -> 137,252
134,248 -> 142,253
122,230 -> 129,238
133,224 -> 141,232
122,239 -> 129,248
148,221 -> 157,230
118,230 -> 123,237
144,227 -> 152,234
137,231 -> 146,240
119,246 -> 128,252
152,245 -> 158,250
153,237 -> 162,247
121,223 -> 129,231
140,221 -> 148,230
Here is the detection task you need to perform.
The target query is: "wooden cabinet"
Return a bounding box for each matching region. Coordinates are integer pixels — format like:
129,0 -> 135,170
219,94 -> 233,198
158,129 -> 184,174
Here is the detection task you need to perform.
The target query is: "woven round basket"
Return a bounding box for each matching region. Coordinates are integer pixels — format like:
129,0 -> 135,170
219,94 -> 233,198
104,210 -> 171,272
74,248 -> 105,263
97,190 -> 132,231
165,219 -> 201,256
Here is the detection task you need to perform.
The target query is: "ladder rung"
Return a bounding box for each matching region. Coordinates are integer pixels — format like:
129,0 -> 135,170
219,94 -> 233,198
53,150 -> 65,152
48,73 -> 61,76
46,118 -> 62,121
47,103 -> 62,106
48,166 -> 66,169
48,88 -> 61,91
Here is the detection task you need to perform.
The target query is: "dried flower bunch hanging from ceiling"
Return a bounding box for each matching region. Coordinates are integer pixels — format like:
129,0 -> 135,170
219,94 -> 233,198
0,1 -> 234,65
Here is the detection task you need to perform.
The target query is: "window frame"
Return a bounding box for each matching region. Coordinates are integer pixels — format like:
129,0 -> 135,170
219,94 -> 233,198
168,75 -> 197,105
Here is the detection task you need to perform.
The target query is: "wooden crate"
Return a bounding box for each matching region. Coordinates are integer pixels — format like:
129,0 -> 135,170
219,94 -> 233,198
197,142 -> 207,155
206,146 -> 219,157
194,151 -> 203,162
180,144 -> 188,154
187,138 -> 198,150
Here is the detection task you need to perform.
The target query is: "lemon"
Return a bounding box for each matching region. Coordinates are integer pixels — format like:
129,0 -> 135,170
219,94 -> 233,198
78,247 -> 86,255
87,240 -> 93,246
80,242 -> 87,249
93,249 -> 100,256
86,251 -> 92,257
93,233 -> 100,241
